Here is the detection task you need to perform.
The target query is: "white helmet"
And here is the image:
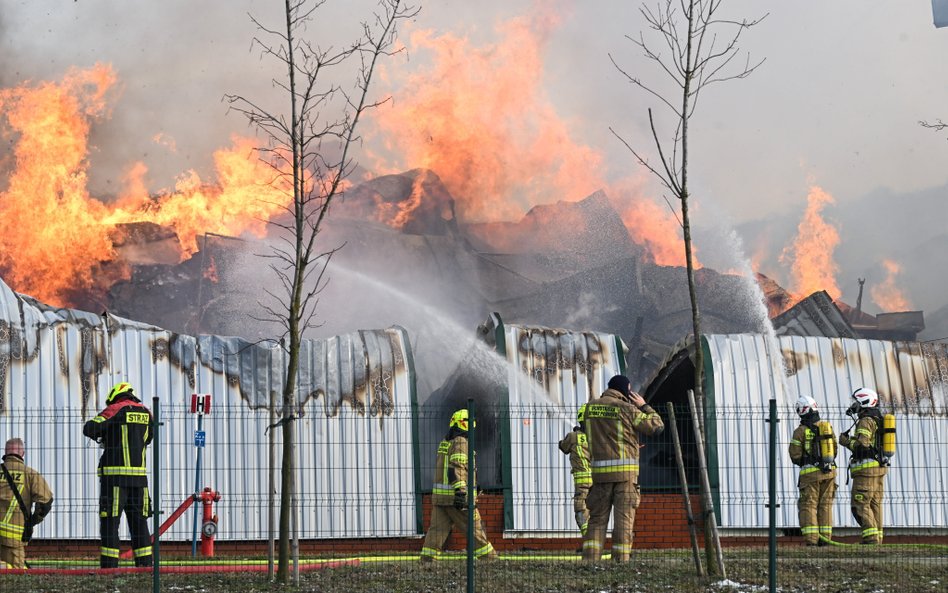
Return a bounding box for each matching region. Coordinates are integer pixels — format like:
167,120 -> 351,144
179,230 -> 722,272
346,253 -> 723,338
795,395 -> 818,416
852,387 -> 879,409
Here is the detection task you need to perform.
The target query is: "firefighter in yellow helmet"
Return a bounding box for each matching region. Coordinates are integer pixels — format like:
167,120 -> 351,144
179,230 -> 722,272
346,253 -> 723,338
83,382 -> 154,567
788,395 -> 837,546
1,438 -> 53,569
839,387 -> 888,544
420,409 -> 497,562
582,375 -> 664,562
558,404 -> 592,535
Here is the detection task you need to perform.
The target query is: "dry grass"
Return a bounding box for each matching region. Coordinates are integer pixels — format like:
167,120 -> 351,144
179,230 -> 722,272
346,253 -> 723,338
2,547 -> 945,593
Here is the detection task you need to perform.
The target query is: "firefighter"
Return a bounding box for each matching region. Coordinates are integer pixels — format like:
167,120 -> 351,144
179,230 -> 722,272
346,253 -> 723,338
558,404 -> 591,535
420,408 -> 497,562
788,395 -> 837,546
582,375 -> 664,562
0,438 -> 53,569
83,382 -> 154,567
839,387 -> 888,544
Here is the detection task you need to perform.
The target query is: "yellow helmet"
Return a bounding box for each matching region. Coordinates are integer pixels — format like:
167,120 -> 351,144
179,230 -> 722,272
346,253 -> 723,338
577,404 -> 587,424
449,409 -> 472,431
107,382 -> 134,404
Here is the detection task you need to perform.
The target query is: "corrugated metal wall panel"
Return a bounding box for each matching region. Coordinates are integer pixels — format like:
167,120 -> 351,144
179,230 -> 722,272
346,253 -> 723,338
706,333 -> 948,529
504,324 -> 626,532
0,277 -> 417,541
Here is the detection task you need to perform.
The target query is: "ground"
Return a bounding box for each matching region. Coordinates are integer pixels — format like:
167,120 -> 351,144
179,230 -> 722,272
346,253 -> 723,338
2,546 -> 945,593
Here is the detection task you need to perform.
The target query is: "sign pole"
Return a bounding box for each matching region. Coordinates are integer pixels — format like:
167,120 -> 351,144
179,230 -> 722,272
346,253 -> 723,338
190,394 -> 210,556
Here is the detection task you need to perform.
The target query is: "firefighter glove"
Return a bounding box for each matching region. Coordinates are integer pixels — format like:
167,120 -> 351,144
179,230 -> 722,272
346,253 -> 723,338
453,490 -> 468,510
839,432 -> 850,447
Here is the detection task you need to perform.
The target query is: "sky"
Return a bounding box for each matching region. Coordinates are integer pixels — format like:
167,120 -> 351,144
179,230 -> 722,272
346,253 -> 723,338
1,0 -> 947,316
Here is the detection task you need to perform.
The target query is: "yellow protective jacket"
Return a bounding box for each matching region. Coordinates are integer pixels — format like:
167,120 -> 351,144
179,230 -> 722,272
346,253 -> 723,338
788,422 -> 837,485
83,396 -> 153,487
840,414 -> 887,478
0,454 -> 53,543
431,433 -> 476,506
585,389 -> 664,483
558,428 -> 592,486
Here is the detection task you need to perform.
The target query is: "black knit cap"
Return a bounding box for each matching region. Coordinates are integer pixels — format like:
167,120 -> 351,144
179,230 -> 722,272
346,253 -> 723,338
607,375 -> 632,395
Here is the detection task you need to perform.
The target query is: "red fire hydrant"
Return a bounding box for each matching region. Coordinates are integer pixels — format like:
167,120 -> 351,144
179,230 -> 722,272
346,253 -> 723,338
199,487 -> 221,557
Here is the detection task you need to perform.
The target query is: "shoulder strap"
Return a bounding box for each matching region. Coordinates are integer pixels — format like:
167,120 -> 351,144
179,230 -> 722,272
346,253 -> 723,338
1,462 -> 31,517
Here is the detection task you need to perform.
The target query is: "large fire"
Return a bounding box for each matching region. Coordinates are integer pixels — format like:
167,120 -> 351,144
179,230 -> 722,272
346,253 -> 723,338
367,8 -> 687,266
0,64 -> 291,308
2,6 -> 704,311
870,259 -> 913,312
780,185 -> 841,301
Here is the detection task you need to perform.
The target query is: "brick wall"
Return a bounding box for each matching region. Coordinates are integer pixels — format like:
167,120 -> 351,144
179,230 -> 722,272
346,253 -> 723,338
27,491 -> 948,558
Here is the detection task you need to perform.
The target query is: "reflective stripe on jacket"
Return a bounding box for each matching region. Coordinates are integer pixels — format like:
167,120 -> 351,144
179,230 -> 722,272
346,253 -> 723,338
83,397 -> 153,486
431,435 -> 475,506
585,389 -> 664,483
558,429 -> 592,485
0,455 -> 53,542
844,415 -> 887,477
788,424 -> 836,484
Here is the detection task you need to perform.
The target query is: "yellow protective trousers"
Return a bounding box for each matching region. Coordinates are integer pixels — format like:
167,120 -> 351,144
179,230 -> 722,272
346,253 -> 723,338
798,476 -> 836,544
573,482 -> 591,535
420,505 -> 496,560
0,539 -> 26,569
851,473 -> 885,543
582,480 -> 639,562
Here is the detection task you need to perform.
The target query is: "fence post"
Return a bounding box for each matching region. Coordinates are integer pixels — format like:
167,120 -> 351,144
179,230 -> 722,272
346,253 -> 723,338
666,402 -> 703,576
268,389 -> 276,580
467,397 -> 475,593
767,398 -> 779,593
152,396 -> 161,593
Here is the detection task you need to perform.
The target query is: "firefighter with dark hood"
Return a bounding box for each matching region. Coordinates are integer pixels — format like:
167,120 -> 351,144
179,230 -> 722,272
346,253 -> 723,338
788,395 -> 837,545
83,382 -> 154,567
839,387 -> 893,544
558,403 -> 591,535
582,375 -> 664,562
1,438 -> 53,569
420,408 -> 497,562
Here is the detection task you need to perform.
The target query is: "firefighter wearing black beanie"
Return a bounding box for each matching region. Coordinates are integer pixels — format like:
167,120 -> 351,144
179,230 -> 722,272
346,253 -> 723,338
582,374 -> 663,562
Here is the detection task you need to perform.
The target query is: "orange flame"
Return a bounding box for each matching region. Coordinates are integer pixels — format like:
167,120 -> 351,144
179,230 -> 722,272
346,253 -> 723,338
367,7 -> 687,266
0,64 -> 118,306
870,259 -> 912,312
204,255 -> 219,284
0,65 -> 292,307
780,185 -> 840,300
387,170 -> 428,230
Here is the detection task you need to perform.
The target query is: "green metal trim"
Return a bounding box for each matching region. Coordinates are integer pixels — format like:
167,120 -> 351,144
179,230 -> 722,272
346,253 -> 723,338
700,336 -> 722,524
491,313 -> 515,531
402,327 -> 424,535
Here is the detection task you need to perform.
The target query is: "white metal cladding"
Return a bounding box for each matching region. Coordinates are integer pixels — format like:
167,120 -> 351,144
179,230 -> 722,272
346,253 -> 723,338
704,333 -> 948,530
503,324 -> 626,532
0,276 -> 417,542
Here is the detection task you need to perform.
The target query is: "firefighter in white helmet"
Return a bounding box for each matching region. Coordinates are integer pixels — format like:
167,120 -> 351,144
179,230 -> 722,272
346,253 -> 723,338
558,404 -> 592,535
839,387 -> 888,544
420,409 -> 497,562
788,395 -> 837,546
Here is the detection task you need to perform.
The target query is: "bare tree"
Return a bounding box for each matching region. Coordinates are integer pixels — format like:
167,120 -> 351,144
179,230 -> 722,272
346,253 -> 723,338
610,0 -> 765,577
224,0 -> 417,582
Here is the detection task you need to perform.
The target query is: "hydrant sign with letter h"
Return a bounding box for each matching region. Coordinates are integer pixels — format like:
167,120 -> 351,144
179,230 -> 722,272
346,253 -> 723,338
190,393 -> 218,556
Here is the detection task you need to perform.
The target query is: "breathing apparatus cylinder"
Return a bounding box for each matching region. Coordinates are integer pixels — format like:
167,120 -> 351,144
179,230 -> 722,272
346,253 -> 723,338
881,413 -> 897,461
817,420 -> 836,467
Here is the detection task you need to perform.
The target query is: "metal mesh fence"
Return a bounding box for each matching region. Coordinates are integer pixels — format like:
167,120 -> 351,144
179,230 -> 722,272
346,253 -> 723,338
1,400 -> 946,592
